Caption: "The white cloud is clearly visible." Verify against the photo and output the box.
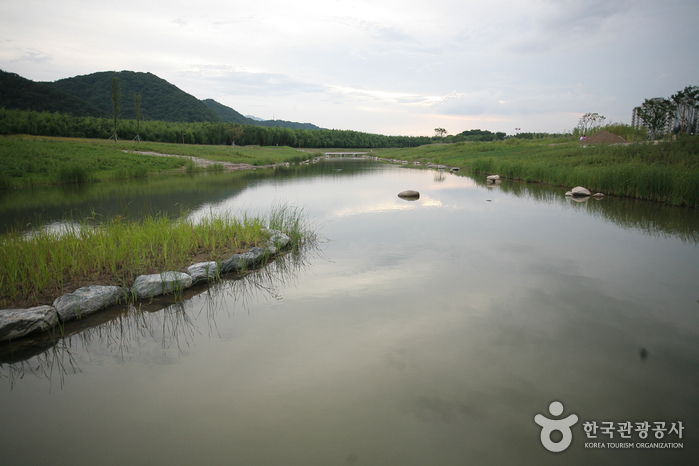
[0,0,697,135]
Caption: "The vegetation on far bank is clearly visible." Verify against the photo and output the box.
[3,129,699,207]
[376,134,699,207]
[0,135,315,189]
[0,205,315,310]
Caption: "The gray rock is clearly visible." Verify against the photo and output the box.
[187,261,219,284]
[131,272,193,300]
[571,186,591,196]
[486,175,500,181]
[266,229,291,249]
[565,191,573,197]
[220,247,268,274]
[398,190,420,199]
[0,306,58,342]
[592,192,605,199]
[53,285,128,321]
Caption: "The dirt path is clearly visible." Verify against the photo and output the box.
[124,150,262,171]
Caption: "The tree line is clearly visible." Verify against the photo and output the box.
[633,86,698,139]
[0,108,435,148]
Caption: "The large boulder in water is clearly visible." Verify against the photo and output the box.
[187,261,219,284]
[0,306,58,342]
[398,190,420,200]
[53,285,128,321]
[571,186,591,197]
[132,272,193,300]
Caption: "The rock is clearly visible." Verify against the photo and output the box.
[450,167,460,172]
[220,247,268,274]
[187,261,219,284]
[571,186,591,197]
[266,229,291,249]
[0,306,58,342]
[592,192,604,199]
[131,272,193,300]
[565,191,573,197]
[398,190,420,199]
[486,175,500,181]
[53,285,128,321]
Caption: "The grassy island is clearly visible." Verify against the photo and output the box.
[0,205,313,310]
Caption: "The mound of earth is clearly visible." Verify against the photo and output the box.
[580,131,627,145]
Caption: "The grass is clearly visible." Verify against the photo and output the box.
[375,136,699,207]
[0,205,316,309]
[0,135,313,189]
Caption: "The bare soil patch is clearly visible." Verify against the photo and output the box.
[580,131,627,145]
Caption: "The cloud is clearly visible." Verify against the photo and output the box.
[180,65,326,97]
[13,48,53,64]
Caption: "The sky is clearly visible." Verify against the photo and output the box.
[1,0,697,136]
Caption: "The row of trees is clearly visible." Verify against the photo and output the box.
[0,108,435,148]
[633,86,698,139]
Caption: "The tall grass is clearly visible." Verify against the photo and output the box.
[377,136,699,207]
[0,205,314,309]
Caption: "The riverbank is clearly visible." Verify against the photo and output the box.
[0,205,314,310]
[0,135,316,189]
[374,136,699,207]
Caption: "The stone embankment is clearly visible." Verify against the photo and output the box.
[0,229,291,343]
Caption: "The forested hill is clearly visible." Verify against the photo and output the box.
[0,70,106,118]
[0,69,323,129]
[49,71,222,123]
[202,98,322,130]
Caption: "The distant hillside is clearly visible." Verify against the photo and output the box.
[1,69,324,129]
[203,98,323,130]
[48,71,222,123]
[253,119,322,130]
[0,70,106,117]
[202,98,251,125]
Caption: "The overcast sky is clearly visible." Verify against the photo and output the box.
[1,0,697,136]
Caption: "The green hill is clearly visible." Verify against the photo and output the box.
[202,98,322,130]
[48,71,222,123]
[202,98,252,125]
[2,69,324,129]
[0,70,106,117]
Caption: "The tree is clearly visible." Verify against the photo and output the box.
[671,86,699,135]
[434,127,448,138]
[636,98,674,140]
[111,77,121,142]
[226,124,245,146]
[134,93,142,142]
[577,112,606,136]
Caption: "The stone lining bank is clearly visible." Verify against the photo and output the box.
[0,229,291,343]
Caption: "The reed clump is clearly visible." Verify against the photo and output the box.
[377,135,699,207]
[0,206,313,309]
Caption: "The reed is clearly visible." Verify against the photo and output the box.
[377,136,699,207]
[0,205,314,309]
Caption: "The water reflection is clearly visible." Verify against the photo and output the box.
[2,160,698,245]
[0,245,320,390]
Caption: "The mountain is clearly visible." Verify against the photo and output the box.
[48,71,222,123]
[202,98,252,125]
[2,70,323,130]
[0,70,106,117]
[204,99,323,130]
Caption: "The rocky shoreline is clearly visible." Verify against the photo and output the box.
[0,229,291,343]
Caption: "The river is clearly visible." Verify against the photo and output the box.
[1,158,698,465]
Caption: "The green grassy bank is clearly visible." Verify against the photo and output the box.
[0,135,315,189]
[0,205,314,310]
[376,136,699,207]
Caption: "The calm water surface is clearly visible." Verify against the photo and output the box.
[1,159,698,465]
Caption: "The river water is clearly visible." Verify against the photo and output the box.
[1,158,698,465]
